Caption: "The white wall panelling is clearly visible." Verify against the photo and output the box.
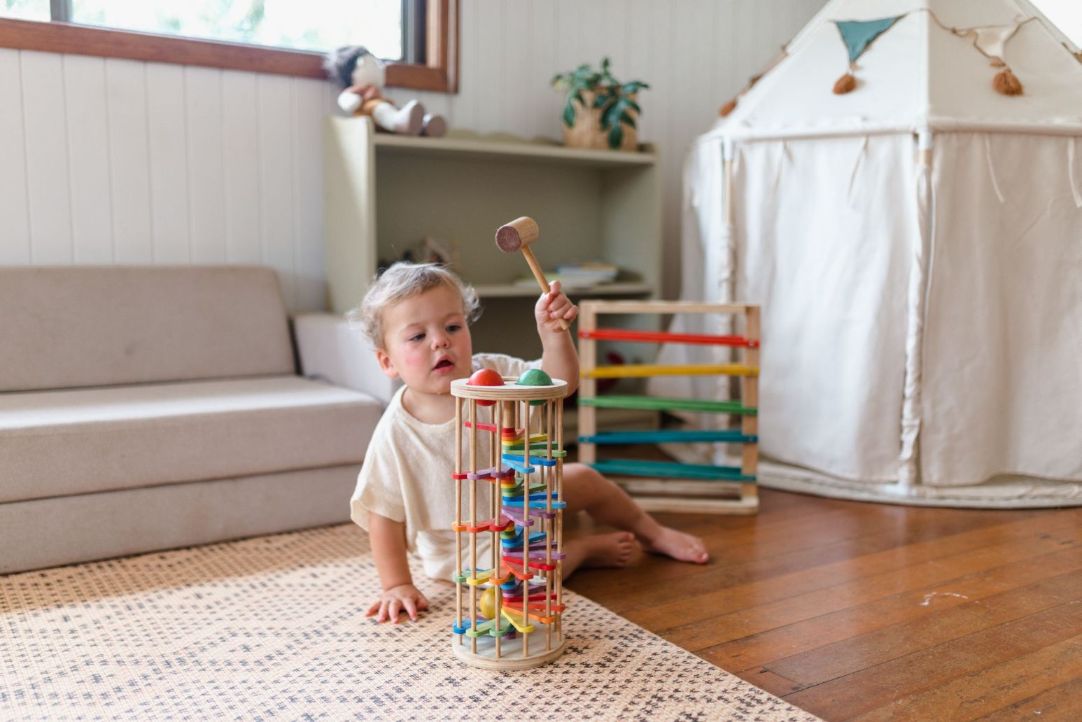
[64,55,112,264]
[185,65,226,265]
[256,74,297,307]
[221,70,263,268]
[21,50,72,264]
[291,80,330,312]
[105,58,153,264]
[0,48,30,264]
[145,63,190,264]
[1,0,825,308]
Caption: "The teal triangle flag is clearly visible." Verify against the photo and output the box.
[833,17,902,64]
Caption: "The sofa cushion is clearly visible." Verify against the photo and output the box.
[0,376,381,503]
[0,266,295,392]
[0,466,359,574]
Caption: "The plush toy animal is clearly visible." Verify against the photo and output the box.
[324,45,447,137]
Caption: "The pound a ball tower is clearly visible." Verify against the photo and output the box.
[450,368,568,670]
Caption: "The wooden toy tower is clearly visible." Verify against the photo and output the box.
[450,370,569,669]
[577,300,761,514]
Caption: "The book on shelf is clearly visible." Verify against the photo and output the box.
[513,262,620,290]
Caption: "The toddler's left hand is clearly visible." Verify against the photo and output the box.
[535,280,578,334]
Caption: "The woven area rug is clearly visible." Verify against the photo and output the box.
[0,525,818,721]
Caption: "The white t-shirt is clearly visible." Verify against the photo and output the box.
[350,353,540,581]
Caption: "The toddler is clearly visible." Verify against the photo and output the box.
[350,262,708,624]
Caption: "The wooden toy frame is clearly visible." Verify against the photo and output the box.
[449,376,569,670]
[577,300,760,514]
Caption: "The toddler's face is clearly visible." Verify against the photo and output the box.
[376,284,473,396]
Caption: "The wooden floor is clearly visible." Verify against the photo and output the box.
[565,486,1082,722]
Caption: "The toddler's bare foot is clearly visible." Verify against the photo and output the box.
[582,531,638,568]
[561,532,638,579]
[644,526,709,564]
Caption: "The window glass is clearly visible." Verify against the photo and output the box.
[1,0,50,21]
[67,0,404,59]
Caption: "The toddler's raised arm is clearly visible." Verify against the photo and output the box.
[535,279,580,394]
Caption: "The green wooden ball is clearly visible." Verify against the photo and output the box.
[517,368,553,405]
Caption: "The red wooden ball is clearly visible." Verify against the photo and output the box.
[467,368,504,406]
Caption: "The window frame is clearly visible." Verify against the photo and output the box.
[0,0,458,92]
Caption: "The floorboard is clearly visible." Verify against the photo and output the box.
[566,485,1082,721]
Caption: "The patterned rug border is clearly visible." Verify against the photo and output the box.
[0,525,820,721]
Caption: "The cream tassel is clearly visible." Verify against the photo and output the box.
[833,72,857,94]
[992,67,1023,96]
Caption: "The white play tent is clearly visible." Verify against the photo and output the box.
[660,0,1082,506]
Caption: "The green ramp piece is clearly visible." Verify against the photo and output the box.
[579,429,757,445]
[503,442,567,456]
[590,458,756,482]
[580,395,757,415]
[466,618,497,638]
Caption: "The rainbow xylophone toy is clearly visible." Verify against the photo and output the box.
[577,300,761,514]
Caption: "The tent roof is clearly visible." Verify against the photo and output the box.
[715,0,1082,141]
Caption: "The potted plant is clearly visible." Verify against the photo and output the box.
[551,58,649,151]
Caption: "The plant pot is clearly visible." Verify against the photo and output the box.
[562,91,638,152]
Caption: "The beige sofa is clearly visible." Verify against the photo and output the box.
[0,266,391,574]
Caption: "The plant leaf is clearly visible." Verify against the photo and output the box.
[563,102,576,128]
[601,104,619,129]
[608,124,623,149]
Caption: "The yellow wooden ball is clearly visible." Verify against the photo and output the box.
[479,587,497,619]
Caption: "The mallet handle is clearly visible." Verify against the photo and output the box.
[521,245,550,294]
[521,246,569,331]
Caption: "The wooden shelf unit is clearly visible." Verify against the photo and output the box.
[324,117,662,357]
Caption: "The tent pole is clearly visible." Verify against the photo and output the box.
[722,138,734,228]
[900,128,934,490]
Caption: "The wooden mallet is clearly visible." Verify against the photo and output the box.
[495,216,569,330]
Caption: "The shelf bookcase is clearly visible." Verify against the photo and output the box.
[324,116,663,358]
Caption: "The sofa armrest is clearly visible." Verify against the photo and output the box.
[292,313,399,405]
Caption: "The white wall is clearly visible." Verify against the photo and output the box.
[0,51,332,310]
[0,0,825,309]
[1030,0,1082,46]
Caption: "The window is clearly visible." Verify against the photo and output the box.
[2,0,47,23]
[0,0,457,91]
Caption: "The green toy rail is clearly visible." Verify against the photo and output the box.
[579,395,757,415]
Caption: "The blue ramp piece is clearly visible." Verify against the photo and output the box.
[501,457,537,474]
[502,498,568,510]
[502,453,557,468]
